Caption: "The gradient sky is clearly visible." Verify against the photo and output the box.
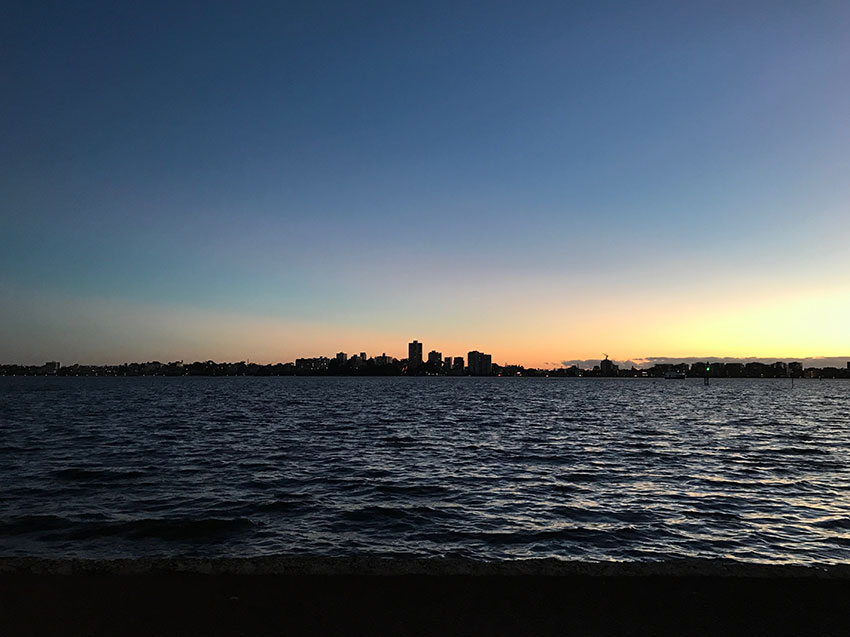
[2,1,849,366]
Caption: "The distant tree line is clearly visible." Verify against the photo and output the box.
[2,358,849,378]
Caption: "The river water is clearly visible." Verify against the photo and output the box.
[1,376,848,563]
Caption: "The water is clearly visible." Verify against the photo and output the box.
[1,376,849,563]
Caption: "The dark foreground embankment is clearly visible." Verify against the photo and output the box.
[2,557,849,635]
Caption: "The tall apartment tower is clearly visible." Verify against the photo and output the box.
[408,340,423,369]
[467,351,492,376]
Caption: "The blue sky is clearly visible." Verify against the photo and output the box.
[2,1,849,365]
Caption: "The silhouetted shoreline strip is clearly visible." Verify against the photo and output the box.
[4,557,850,635]
[4,357,850,378]
[2,556,850,577]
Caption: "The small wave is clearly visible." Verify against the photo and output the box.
[685,475,756,488]
[339,505,449,525]
[236,460,272,470]
[551,483,585,493]
[561,472,599,483]
[0,515,71,536]
[245,478,286,489]
[51,467,147,482]
[784,432,814,442]
[357,467,393,479]
[254,499,313,513]
[65,517,257,541]
[550,505,656,524]
[814,517,850,530]
[449,525,644,545]
[773,447,830,456]
[502,452,565,465]
[825,536,850,547]
[211,494,314,515]
[374,484,450,497]
[340,506,414,522]
[633,428,664,436]
[683,509,742,521]
[0,444,30,453]
[625,441,656,449]
[381,435,416,445]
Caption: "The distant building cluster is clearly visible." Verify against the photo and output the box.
[290,340,494,376]
[0,339,497,377]
[405,339,492,376]
[599,355,618,376]
[2,351,849,379]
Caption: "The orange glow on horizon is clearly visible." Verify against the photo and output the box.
[3,281,849,368]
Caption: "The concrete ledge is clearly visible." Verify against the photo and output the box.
[2,555,849,578]
[3,557,850,635]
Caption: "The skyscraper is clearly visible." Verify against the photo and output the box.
[467,351,492,376]
[408,340,423,369]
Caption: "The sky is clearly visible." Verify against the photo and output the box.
[2,1,849,367]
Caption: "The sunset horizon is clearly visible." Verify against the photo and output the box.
[3,2,849,362]
[3,3,850,632]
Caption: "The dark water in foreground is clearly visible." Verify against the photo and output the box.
[1,377,849,563]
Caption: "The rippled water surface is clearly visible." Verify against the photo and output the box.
[2,376,849,563]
